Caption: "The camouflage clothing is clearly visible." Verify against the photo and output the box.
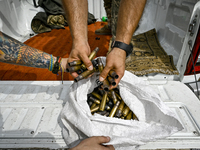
[111,0,121,37]
[104,0,121,37]
[104,0,112,27]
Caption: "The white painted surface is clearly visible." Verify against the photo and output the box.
[0,81,199,149]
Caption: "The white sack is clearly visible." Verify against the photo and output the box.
[61,57,183,149]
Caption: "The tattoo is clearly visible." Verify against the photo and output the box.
[0,32,50,68]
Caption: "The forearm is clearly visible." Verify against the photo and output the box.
[115,0,146,44]
[62,0,88,45]
[0,32,52,69]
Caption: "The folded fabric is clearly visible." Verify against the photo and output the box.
[31,12,66,33]
[31,0,96,33]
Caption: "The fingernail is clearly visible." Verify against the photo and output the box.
[88,65,93,70]
[99,76,104,82]
[106,136,110,141]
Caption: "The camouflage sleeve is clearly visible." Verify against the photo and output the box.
[0,31,51,69]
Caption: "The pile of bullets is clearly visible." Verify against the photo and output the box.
[66,47,100,82]
[87,87,138,120]
[66,47,119,91]
[67,47,138,120]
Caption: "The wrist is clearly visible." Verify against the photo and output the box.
[109,47,126,60]
[111,40,133,57]
[72,38,88,48]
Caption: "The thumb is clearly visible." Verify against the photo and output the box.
[99,65,111,82]
[80,53,93,70]
[95,136,110,144]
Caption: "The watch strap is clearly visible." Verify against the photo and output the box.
[111,41,133,57]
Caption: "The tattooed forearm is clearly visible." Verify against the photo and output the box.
[0,31,51,68]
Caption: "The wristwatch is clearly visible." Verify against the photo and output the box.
[111,41,133,57]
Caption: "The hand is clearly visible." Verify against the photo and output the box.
[99,47,126,89]
[70,136,115,150]
[67,42,93,78]
[60,58,68,72]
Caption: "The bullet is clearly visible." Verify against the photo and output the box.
[81,47,99,70]
[66,65,82,73]
[97,58,104,73]
[104,112,110,117]
[107,76,116,86]
[122,105,130,117]
[92,59,98,70]
[110,90,118,104]
[68,60,82,66]
[89,96,100,105]
[133,113,139,121]
[115,92,122,101]
[99,92,108,111]
[105,105,111,111]
[91,91,102,100]
[109,101,120,117]
[115,101,125,118]
[109,70,119,79]
[102,79,110,91]
[98,87,104,96]
[74,68,96,82]
[107,100,114,108]
[97,111,107,115]
[126,111,133,120]
[91,105,99,113]
[88,47,99,60]
[90,103,96,109]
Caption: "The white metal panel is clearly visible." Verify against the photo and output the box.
[0,81,73,149]
[88,0,106,21]
[0,81,200,149]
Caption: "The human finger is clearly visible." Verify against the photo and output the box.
[79,53,93,71]
[92,136,111,144]
[99,65,111,82]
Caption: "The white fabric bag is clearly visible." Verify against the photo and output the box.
[61,57,183,149]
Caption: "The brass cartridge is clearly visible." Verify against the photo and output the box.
[91,105,99,113]
[109,70,119,79]
[98,87,104,96]
[115,92,122,101]
[102,79,110,91]
[105,105,111,111]
[107,76,116,86]
[99,92,108,111]
[90,103,96,109]
[81,47,99,70]
[104,112,110,117]
[89,97,100,105]
[91,91,102,100]
[97,110,107,115]
[115,100,125,118]
[68,60,82,66]
[121,116,125,119]
[107,100,114,108]
[97,58,104,72]
[74,68,96,82]
[89,47,99,60]
[111,90,118,104]
[66,65,82,73]
[109,101,120,117]
[132,113,139,121]
[126,111,133,120]
[122,105,130,117]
